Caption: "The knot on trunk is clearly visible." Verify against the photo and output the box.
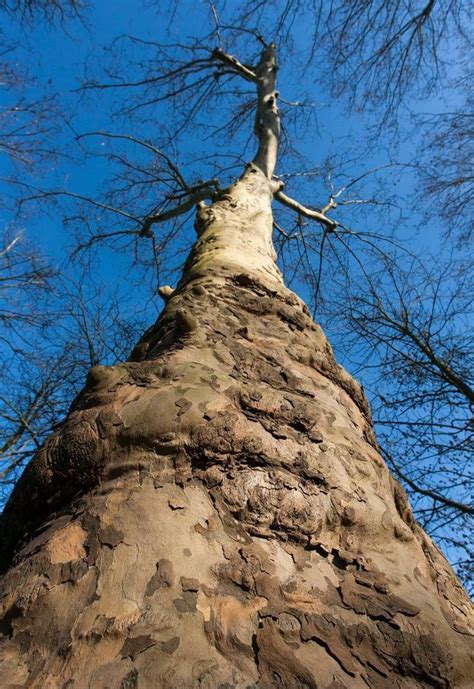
[194,201,215,237]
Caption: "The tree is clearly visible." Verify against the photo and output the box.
[419,92,474,244]
[0,30,473,689]
[0,0,145,504]
[46,0,471,585]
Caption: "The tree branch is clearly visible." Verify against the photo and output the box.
[140,185,219,236]
[212,48,257,82]
[77,131,191,191]
[274,189,337,230]
[383,446,474,516]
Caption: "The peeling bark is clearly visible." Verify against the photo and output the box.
[0,165,472,688]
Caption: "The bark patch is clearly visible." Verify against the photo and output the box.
[145,558,175,596]
[121,634,157,660]
[46,522,87,564]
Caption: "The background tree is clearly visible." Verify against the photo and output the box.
[0,0,83,23]
[324,249,473,586]
[0,0,148,506]
[0,264,145,503]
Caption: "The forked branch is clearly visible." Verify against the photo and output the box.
[274,189,337,230]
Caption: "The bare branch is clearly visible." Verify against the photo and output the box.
[140,184,220,236]
[274,189,337,230]
[212,49,257,82]
[383,446,474,516]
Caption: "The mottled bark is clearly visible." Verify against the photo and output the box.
[0,165,472,689]
[253,43,280,179]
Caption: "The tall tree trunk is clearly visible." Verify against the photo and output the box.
[0,163,472,688]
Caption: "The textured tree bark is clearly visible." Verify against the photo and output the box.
[0,164,472,689]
